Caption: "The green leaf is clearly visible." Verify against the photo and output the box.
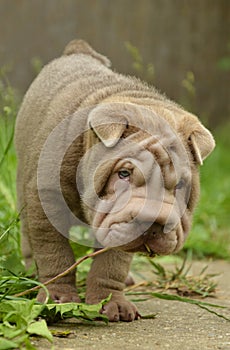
[43,298,110,323]
[127,291,230,321]
[27,319,53,342]
[0,300,44,323]
[27,302,46,320]
[151,292,230,322]
[0,299,51,349]
[141,313,157,319]
[76,303,108,322]
[0,252,25,275]
[47,303,77,317]
[0,323,23,340]
[0,338,18,350]
[149,292,226,308]
[0,302,15,316]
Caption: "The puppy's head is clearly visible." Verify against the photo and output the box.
[79,103,215,255]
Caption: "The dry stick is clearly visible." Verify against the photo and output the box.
[14,247,110,298]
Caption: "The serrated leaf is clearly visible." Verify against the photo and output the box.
[75,304,108,322]
[27,319,53,342]
[43,295,111,323]
[0,300,45,322]
[0,338,18,350]
[47,303,79,317]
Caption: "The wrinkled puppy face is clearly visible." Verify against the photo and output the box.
[79,103,215,256]
[91,132,192,255]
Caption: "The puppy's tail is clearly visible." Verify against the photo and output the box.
[63,39,111,67]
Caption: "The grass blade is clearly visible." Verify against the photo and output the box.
[127,291,230,321]
[0,124,14,169]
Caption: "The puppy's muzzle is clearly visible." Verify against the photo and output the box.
[120,219,182,255]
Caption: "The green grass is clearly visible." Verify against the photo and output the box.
[184,125,230,259]
[0,73,24,278]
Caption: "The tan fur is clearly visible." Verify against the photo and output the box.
[15,40,215,321]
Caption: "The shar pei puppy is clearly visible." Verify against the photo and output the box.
[15,39,215,321]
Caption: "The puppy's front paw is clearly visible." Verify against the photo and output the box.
[37,283,81,303]
[100,297,141,322]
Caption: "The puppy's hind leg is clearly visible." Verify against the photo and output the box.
[21,231,34,271]
[20,209,35,273]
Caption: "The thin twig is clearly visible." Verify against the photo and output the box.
[14,247,110,298]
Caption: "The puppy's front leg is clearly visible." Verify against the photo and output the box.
[86,249,139,322]
[26,189,80,303]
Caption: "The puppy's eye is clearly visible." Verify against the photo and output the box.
[118,169,131,180]
[175,178,185,190]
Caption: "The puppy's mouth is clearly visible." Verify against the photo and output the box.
[118,223,184,256]
[93,197,188,254]
[121,235,158,256]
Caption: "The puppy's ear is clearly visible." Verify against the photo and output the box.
[186,118,215,165]
[88,105,128,147]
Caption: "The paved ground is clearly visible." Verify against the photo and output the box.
[33,260,230,350]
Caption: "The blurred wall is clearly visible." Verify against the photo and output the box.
[0,0,229,127]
